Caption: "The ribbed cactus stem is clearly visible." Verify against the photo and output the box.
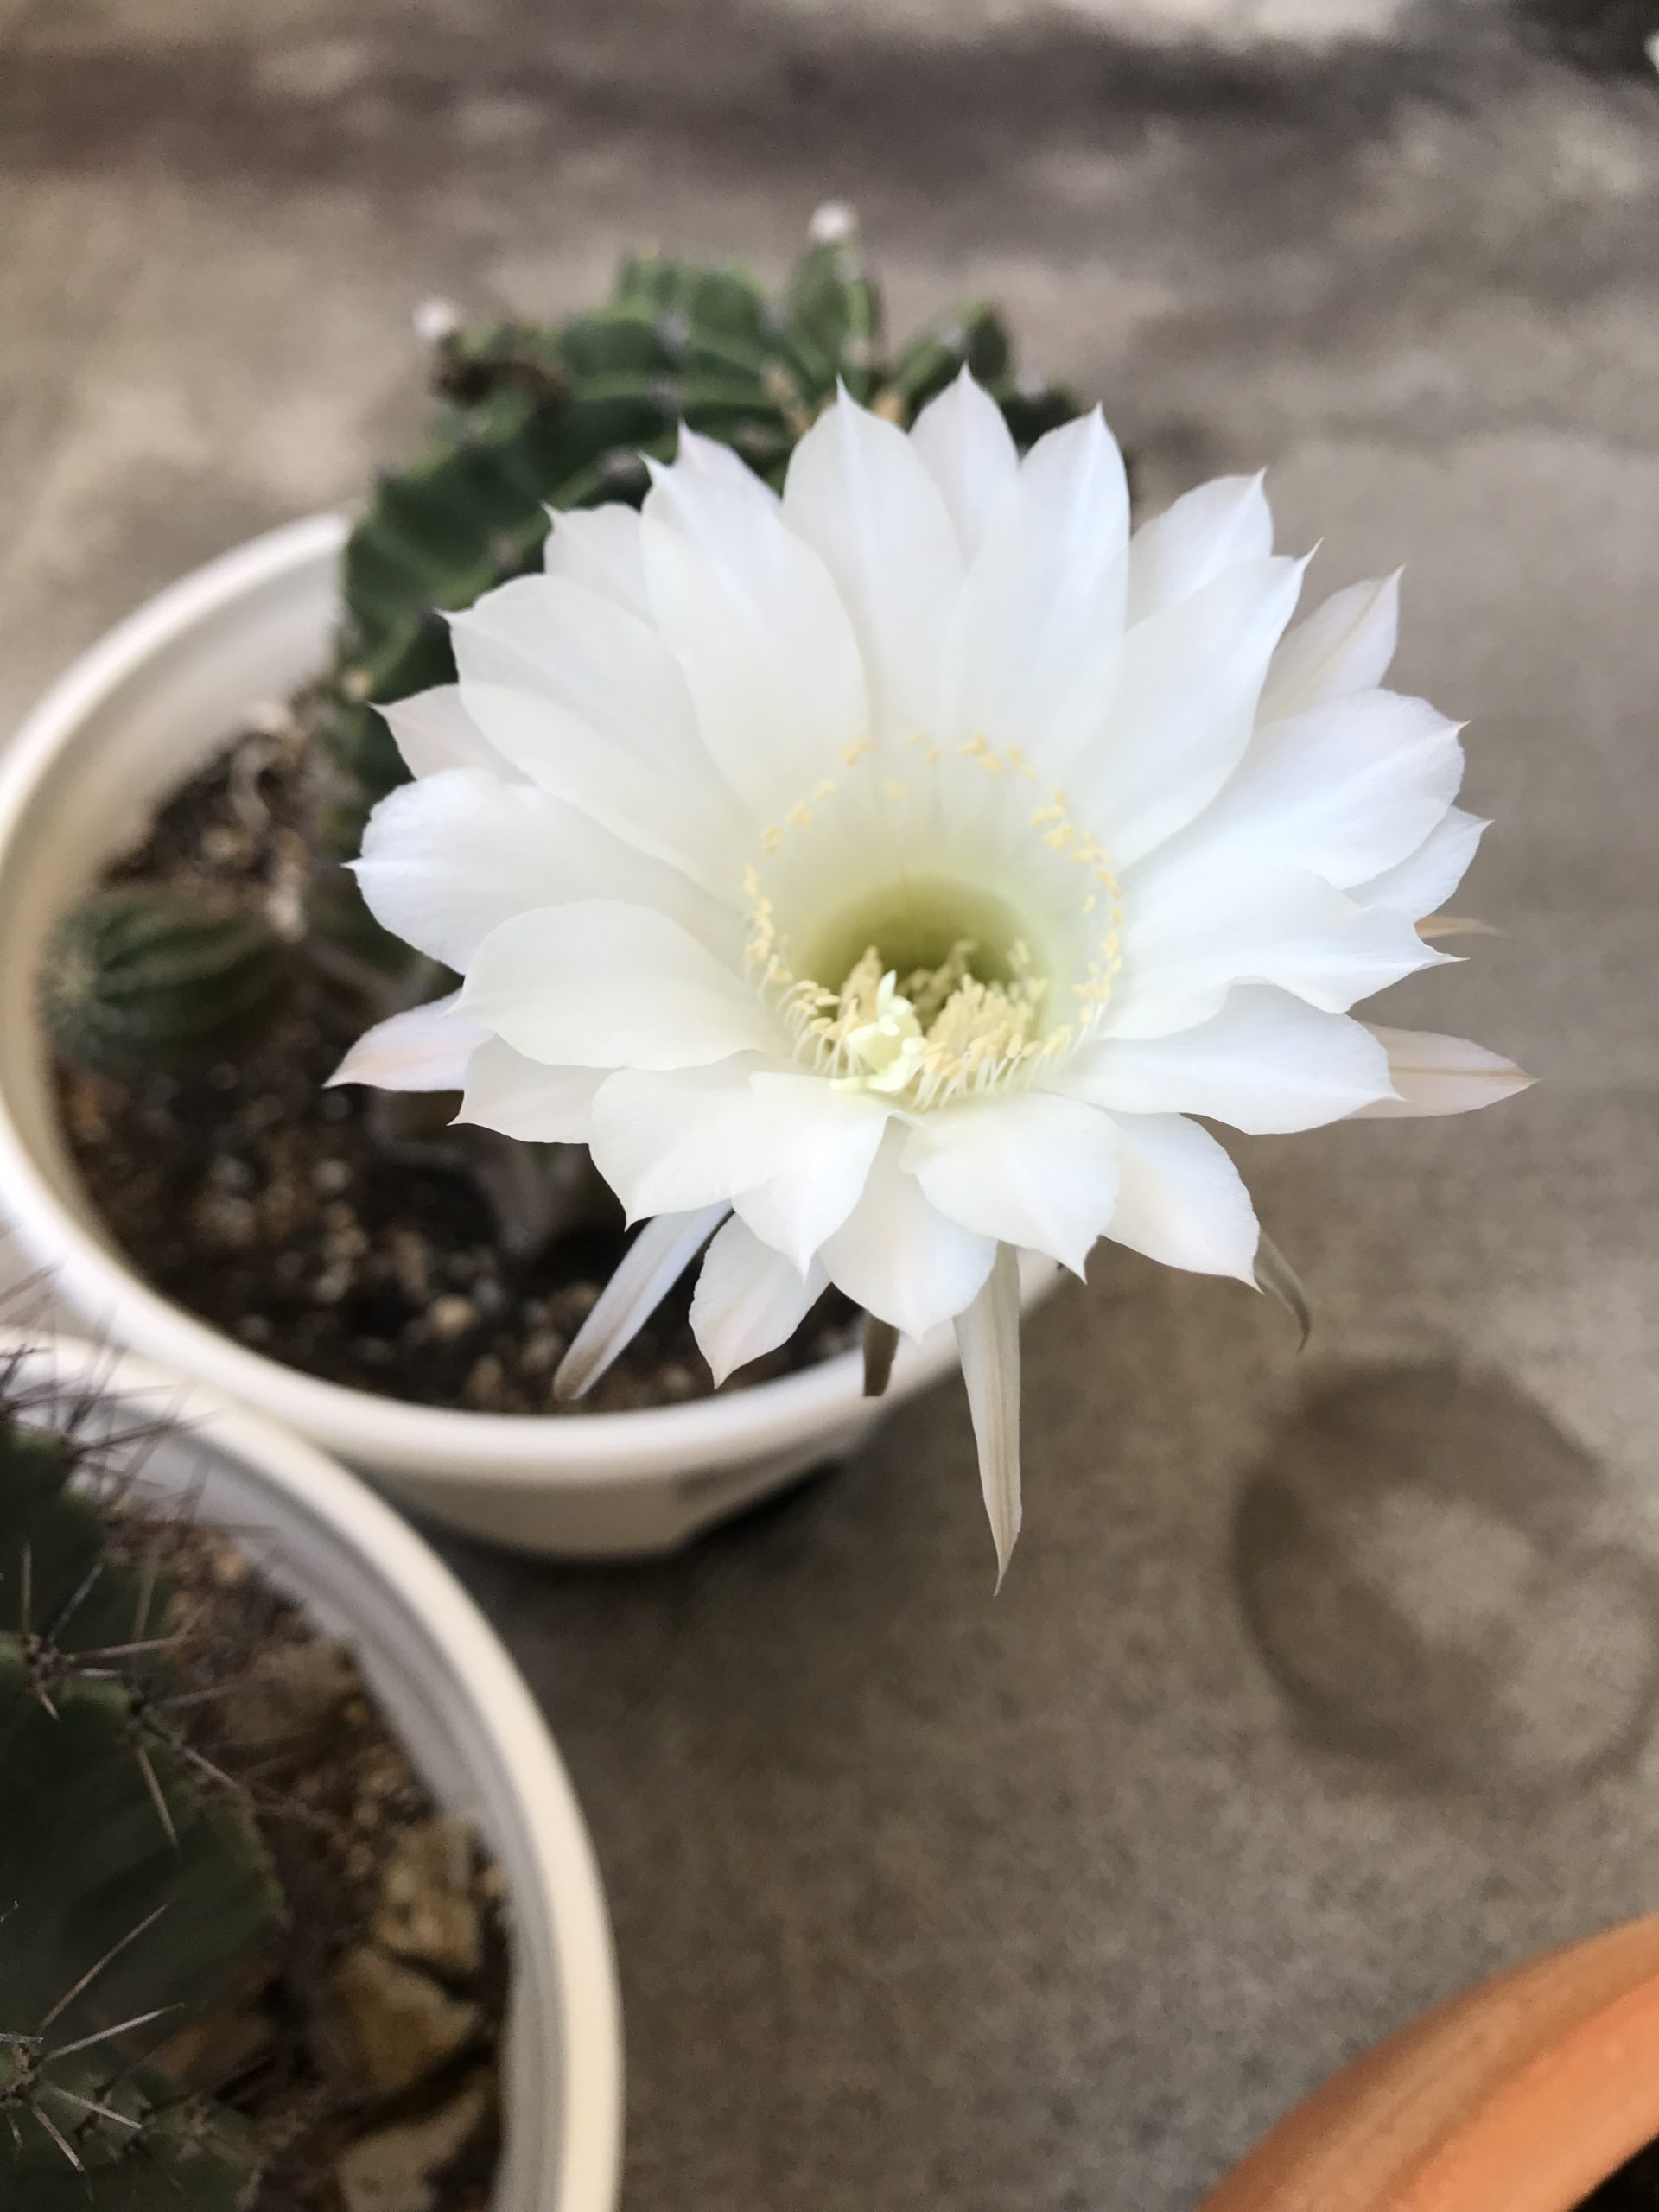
[40,885,290,1077]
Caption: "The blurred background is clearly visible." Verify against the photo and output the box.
[4,3,1659,2207]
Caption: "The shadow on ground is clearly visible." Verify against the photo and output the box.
[1235,1361,1659,1801]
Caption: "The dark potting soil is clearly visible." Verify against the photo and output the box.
[58,723,858,1413]
[117,1499,508,2211]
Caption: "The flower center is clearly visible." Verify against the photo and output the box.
[745,878,1081,1108]
[830,942,1052,1103]
[741,741,1126,1109]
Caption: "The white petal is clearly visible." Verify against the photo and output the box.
[1107,1113,1259,1280]
[353,769,735,973]
[640,469,868,817]
[542,503,652,620]
[1351,1027,1533,1118]
[908,368,1020,560]
[1125,473,1273,623]
[457,683,745,896]
[1259,571,1401,721]
[589,1059,772,1220]
[942,407,1130,772]
[902,1091,1119,1276]
[554,1205,728,1401]
[954,1244,1023,1588]
[327,991,485,1092]
[592,1063,888,1241]
[690,1215,826,1387]
[381,685,505,779]
[1109,858,1442,1038]
[820,1127,996,1338]
[1355,806,1487,920]
[461,901,778,1071]
[782,391,963,744]
[728,1073,892,1270]
[1065,556,1305,868]
[1058,986,1395,1134]
[1173,690,1465,891]
[453,573,695,760]
[451,573,746,887]
[456,1038,605,1142]
[676,424,781,506]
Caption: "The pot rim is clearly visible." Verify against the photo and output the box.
[0,512,976,1486]
[0,1321,625,2212]
[1203,1914,1659,2212]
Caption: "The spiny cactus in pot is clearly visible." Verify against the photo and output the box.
[0,1375,278,2207]
[24,195,1532,1571]
[0,1341,512,2206]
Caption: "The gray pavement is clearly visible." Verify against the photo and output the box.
[4,3,1659,2205]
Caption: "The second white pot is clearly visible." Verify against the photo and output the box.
[0,517,1051,1557]
[0,1327,622,2212]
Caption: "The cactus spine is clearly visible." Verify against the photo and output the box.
[0,1392,280,2206]
[39,886,290,1078]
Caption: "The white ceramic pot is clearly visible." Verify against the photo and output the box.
[0,516,1050,1556]
[0,1325,621,2212]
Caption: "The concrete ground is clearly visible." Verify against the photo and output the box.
[5,3,1659,2205]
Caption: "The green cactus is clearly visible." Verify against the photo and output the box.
[39,885,291,1078]
[42,215,1084,1040]
[0,1398,281,2208]
[308,214,1081,859]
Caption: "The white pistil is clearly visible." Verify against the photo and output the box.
[839,965,927,1094]
[820,944,1061,1105]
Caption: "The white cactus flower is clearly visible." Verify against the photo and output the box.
[334,374,1528,1580]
